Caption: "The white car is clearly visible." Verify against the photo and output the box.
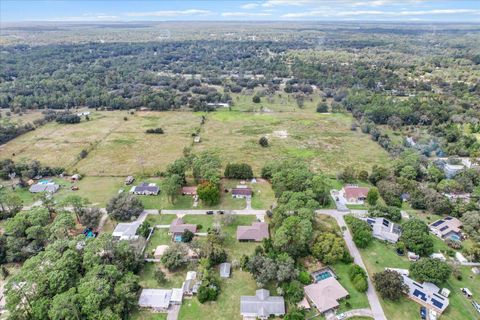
[336,313,346,320]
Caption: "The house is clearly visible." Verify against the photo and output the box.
[342,185,369,204]
[182,186,197,195]
[361,217,401,243]
[429,216,462,240]
[125,176,135,185]
[219,262,231,278]
[112,222,140,241]
[169,218,197,239]
[401,274,449,314]
[182,271,199,295]
[240,289,285,320]
[232,187,252,199]
[444,163,464,178]
[130,182,159,195]
[303,277,349,314]
[206,102,230,108]
[29,183,59,194]
[138,289,172,311]
[237,222,269,242]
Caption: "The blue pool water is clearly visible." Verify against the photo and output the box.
[174,234,183,242]
[315,271,332,282]
[449,234,461,241]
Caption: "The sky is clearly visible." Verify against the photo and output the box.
[1,0,479,22]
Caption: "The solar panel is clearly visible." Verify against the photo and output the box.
[382,219,390,227]
[413,289,427,301]
[440,226,449,231]
[445,217,452,220]
[432,298,444,309]
[433,293,445,300]
[431,220,445,227]
[413,282,423,289]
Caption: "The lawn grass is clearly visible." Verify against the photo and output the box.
[358,239,480,320]
[178,270,257,320]
[139,262,188,289]
[331,262,370,312]
[131,310,167,320]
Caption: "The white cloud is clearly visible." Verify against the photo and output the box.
[48,13,119,21]
[281,8,480,18]
[222,12,272,17]
[262,0,315,7]
[125,9,212,17]
[241,3,260,9]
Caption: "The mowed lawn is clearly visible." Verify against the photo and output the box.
[138,214,259,320]
[359,239,480,320]
[194,109,390,176]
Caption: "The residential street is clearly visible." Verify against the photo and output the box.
[316,209,387,320]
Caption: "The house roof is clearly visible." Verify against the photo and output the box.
[169,218,197,234]
[240,289,285,317]
[232,187,252,196]
[171,288,184,303]
[236,222,269,241]
[134,182,159,194]
[363,217,401,243]
[344,186,369,200]
[429,216,462,237]
[138,289,172,309]
[112,222,140,238]
[182,186,197,194]
[304,277,349,313]
[29,183,59,193]
[220,262,231,278]
[401,274,449,313]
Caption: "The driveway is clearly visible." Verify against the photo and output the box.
[330,190,349,211]
[167,304,180,320]
[316,209,387,320]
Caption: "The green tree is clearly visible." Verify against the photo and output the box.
[366,187,380,206]
[345,215,373,248]
[161,173,182,203]
[274,216,312,257]
[106,193,144,221]
[311,232,346,264]
[161,243,189,271]
[0,189,23,219]
[373,270,407,301]
[461,210,480,242]
[400,219,433,256]
[410,258,451,285]
[197,181,220,206]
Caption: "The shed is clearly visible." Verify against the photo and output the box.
[219,262,231,278]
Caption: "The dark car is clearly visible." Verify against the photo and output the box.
[206,210,214,215]
[217,210,224,215]
[420,307,427,319]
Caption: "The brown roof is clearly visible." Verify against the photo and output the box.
[169,218,197,234]
[344,186,369,200]
[237,222,269,241]
[182,186,197,194]
[304,278,348,313]
[232,187,252,196]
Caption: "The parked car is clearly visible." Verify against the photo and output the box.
[420,307,427,319]
[217,210,224,214]
[206,210,214,215]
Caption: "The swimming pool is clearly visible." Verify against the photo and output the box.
[449,234,461,241]
[314,270,333,282]
[174,234,183,242]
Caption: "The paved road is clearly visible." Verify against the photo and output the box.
[316,209,387,320]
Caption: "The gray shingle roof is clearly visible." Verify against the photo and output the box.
[240,289,285,317]
[138,289,172,309]
[29,183,59,193]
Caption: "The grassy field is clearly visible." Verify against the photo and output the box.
[1,104,390,177]
[194,107,389,175]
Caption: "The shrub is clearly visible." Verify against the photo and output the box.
[146,128,164,134]
[259,136,269,147]
[349,264,368,293]
[298,271,312,285]
[316,103,328,113]
[345,215,373,248]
